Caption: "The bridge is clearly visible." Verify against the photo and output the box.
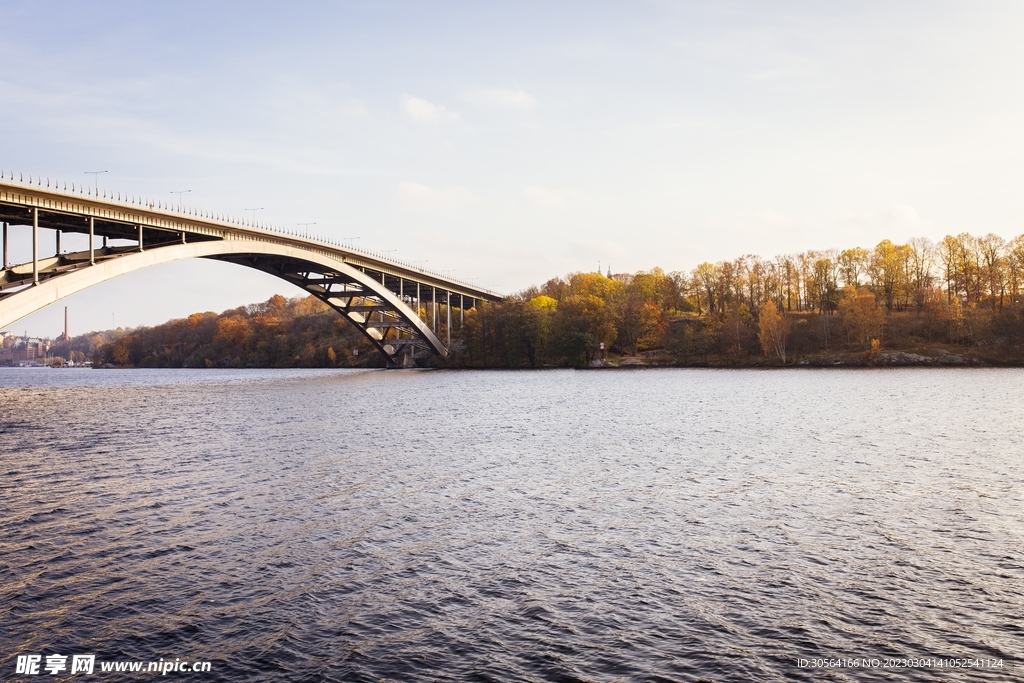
[0,173,501,367]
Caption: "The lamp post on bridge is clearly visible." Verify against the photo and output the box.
[84,170,107,193]
[244,207,264,225]
[171,190,191,211]
[298,222,316,239]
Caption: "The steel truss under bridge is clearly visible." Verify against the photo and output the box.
[0,174,501,367]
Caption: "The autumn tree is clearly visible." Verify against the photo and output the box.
[838,247,868,288]
[551,294,616,366]
[839,287,886,348]
[758,301,789,363]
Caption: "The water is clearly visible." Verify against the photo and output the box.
[1,367,1021,682]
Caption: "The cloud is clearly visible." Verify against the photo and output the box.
[464,87,536,110]
[523,185,578,210]
[836,204,932,237]
[399,182,478,211]
[401,95,459,122]
[338,98,370,118]
[706,208,798,235]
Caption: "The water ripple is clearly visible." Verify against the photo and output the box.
[0,367,1021,681]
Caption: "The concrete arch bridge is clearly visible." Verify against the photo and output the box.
[0,175,500,367]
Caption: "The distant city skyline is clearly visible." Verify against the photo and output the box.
[3,1,1024,336]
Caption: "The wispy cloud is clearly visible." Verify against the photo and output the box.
[338,98,370,118]
[464,87,536,110]
[836,204,932,239]
[401,95,460,122]
[523,185,577,210]
[399,182,478,211]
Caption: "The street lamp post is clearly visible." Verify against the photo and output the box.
[171,190,191,211]
[244,208,264,225]
[84,171,108,193]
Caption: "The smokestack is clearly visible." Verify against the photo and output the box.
[64,306,69,341]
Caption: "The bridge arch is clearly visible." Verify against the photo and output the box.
[0,240,448,367]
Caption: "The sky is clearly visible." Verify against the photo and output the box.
[3,1,1024,336]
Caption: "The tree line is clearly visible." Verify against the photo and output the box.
[450,232,1024,367]
[59,231,1024,369]
[72,294,379,368]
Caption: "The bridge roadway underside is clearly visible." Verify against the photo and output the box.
[0,197,493,368]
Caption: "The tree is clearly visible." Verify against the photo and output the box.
[839,288,886,348]
[868,240,908,311]
[758,302,789,363]
[616,298,663,356]
[838,247,868,288]
[551,294,615,366]
[1007,234,1024,305]
[720,304,754,360]
[907,237,935,311]
[978,233,1007,309]
[692,262,718,314]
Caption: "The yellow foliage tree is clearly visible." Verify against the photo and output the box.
[757,301,789,363]
[213,315,254,348]
[529,295,558,310]
[839,287,886,348]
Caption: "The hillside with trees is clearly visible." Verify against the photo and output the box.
[52,231,1024,369]
[59,294,379,368]
[450,232,1024,367]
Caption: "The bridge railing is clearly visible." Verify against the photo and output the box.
[0,170,501,300]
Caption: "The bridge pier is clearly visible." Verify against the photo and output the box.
[32,208,38,285]
[89,217,95,265]
[2,222,7,270]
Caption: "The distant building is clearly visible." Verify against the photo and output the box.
[0,335,52,365]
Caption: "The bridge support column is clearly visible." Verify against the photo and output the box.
[460,294,464,327]
[56,229,61,256]
[447,291,451,347]
[32,208,38,284]
[417,282,421,319]
[2,222,7,270]
[89,217,95,265]
[432,286,437,333]
[137,224,144,252]
[398,279,404,339]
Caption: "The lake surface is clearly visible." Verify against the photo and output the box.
[1,367,1021,681]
